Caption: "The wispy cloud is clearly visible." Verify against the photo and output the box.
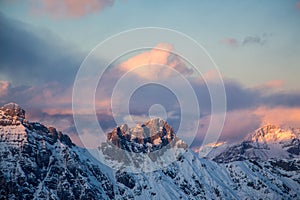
[221,34,271,47]
[262,80,285,89]
[296,1,300,10]
[31,0,115,18]
[242,35,267,46]
[220,38,239,48]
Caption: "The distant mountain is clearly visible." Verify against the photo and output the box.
[200,125,300,162]
[1,103,299,199]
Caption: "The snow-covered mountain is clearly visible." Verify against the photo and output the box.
[1,103,299,199]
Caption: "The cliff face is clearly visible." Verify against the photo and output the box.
[106,118,183,153]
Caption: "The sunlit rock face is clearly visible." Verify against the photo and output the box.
[107,118,183,153]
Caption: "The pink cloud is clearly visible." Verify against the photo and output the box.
[119,43,193,80]
[253,79,285,93]
[220,38,239,47]
[296,1,300,10]
[254,106,300,128]
[32,0,115,18]
[263,80,285,89]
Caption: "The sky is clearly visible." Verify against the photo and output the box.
[0,0,300,149]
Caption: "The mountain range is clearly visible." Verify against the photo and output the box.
[0,103,299,199]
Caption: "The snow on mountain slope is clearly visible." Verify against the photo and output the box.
[0,103,299,199]
[196,141,229,159]
[0,103,115,199]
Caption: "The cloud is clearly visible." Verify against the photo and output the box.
[296,1,300,10]
[30,0,115,18]
[192,109,262,147]
[242,35,266,46]
[221,34,271,48]
[261,80,285,89]
[1,14,299,148]
[0,13,83,85]
[262,91,300,108]
[255,107,300,128]
[2,70,300,148]
[220,38,239,48]
[119,43,193,80]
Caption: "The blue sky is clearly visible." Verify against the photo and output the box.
[0,0,300,148]
[1,0,299,88]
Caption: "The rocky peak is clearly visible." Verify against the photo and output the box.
[0,102,26,119]
[0,103,27,126]
[0,102,74,147]
[107,118,177,152]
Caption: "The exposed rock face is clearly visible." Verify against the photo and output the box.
[0,103,26,126]
[0,103,26,119]
[106,118,182,153]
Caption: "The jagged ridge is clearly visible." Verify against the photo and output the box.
[106,118,185,153]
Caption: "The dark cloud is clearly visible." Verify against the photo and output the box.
[191,78,300,113]
[262,92,300,108]
[242,35,266,46]
[0,13,83,85]
[224,80,260,110]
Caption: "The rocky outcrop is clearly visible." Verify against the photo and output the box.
[0,103,26,119]
[106,118,185,153]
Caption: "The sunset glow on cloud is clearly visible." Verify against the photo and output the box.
[119,43,193,80]
[32,0,115,17]
[0,1,299,149]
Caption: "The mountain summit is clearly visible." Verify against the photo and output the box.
[209,125,300,163]
[0,103,26,126]
[106,118,185,153]
[0,102,26,119]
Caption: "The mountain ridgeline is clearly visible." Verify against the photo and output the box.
[0,103,299,199]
